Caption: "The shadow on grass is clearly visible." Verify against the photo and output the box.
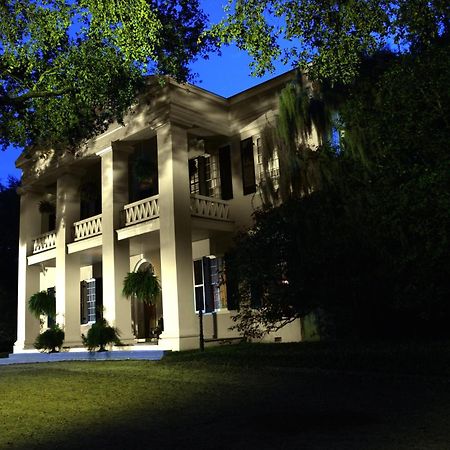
[4,341,450,450]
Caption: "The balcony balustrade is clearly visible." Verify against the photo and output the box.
[122,194,231,228]
[190,194,231,221]
[32,231,56,254]
[73,214,102,241]
[123,195,160,226]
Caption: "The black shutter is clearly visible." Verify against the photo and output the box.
[203,257,214,313]
[224,254,239,310]
[95,278,103,321]
[80,281,87,324]
[219,145,233,200]
[240,138,256,195]
[198,156,208,196]
[250,283,262,308]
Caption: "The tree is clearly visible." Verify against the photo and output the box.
[0,0,212,152]
[228,36,450,340]
[0,178,19,352]
[212,0,449,83]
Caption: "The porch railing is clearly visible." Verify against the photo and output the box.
[124,195,160,226]
[33,230,56,254]
[73,214,102,241]
[122,194,231,227]
[190,194,231,221]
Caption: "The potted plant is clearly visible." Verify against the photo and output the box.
[122,264,161,304]
[28,290,56,321]
[82,318,121,352]
[38,199,56,214]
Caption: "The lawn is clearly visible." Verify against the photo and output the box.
[1,342,449,449]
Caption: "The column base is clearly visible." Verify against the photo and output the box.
[13,340,38,353]
[158,333,200,351]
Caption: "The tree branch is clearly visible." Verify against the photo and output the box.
[0,87,73,105]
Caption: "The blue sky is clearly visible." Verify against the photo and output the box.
[0,1,288,184]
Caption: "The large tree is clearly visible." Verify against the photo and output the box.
[228,36,450,340]
[0,0,211,152]
[213,0,449,83]
[0,178,19,352]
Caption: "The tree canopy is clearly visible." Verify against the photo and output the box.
[213,0,449,83]
[0,178,19,351]
[228,35,450,340]
[0,0,212,152]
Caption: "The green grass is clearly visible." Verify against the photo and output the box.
[1,342,450,449]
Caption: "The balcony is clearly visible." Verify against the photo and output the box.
[67,214,103,255]
[73,214,102,241]
[32,231,56,254]
[123,195,160,226]
[117,194,233,241]
[190,195,231,222]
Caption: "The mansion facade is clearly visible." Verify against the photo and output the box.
[15,71,304,353]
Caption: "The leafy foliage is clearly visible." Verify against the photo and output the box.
[213,0,449,83]
[229,37,450,339]
[28,290,56,319]
[0,0,212,151]
[0,178,19,351]
[34,325,64,353]
[82,318,121,352]
[122,265,161,304]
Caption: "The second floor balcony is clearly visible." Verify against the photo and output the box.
[29,193,233,259]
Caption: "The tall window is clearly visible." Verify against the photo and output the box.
[193,257,227,313]
[189,154,221,198]
[80,278,102,324]
[256,137,280,191]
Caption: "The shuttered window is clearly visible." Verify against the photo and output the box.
[193,257,227,313]
[80,278,102,324]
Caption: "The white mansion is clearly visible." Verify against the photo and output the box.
[15,71,304,353]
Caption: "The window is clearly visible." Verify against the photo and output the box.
[240,137,256,195]
[256,137,280,191]
[80,278,102,324]
[193,257,227,313]
[189,154,221,198]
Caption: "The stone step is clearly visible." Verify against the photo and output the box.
[0,350,165,365]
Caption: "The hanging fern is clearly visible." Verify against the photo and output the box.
[122,265,161,304]
[38,200,56,214]
[28,290,56,318]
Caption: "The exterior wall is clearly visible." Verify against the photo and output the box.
[15,71,305,353]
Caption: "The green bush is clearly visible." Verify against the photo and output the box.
[34,325,65,353]
[82,319,121,352]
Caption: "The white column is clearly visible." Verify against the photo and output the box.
[158,122,198,351]
[14,190,42,352]
[55,174,82,346]
[100,143,134,343]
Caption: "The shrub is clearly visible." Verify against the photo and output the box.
[34,325,65,353]
[82,319,121,352]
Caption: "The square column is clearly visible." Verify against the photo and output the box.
[158,122,198,351]
[99,143,134,343]
[14,190,42,352]
[55,174,82,346]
